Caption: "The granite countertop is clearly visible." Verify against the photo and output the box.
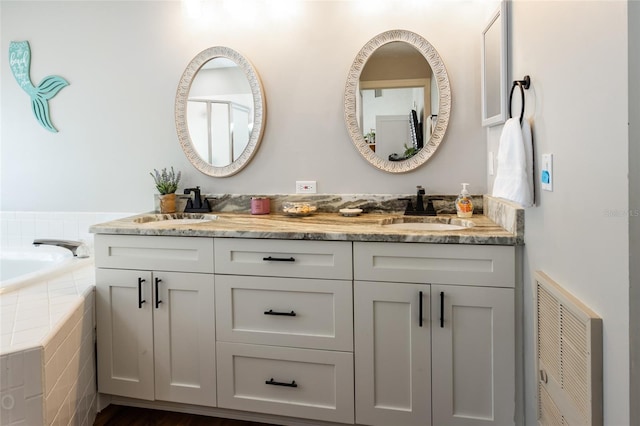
[90,210,522,246]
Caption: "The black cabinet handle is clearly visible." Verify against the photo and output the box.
[262,256,295,262]
[138,278,146,309]
[265,378,298,388]
[419,291,423,327]
[264,309,297,317]
[440,291,445,328]
[155,277,162,309]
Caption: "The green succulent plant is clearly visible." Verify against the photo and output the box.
[150,167,181,194]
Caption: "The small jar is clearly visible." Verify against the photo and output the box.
[251,197,270,215]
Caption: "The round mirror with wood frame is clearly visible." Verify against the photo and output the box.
[344,30,451,173]
[175,46,266,177]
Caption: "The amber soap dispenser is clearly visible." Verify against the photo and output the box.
[455,183,474,218]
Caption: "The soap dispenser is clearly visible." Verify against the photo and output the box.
[455,183,474,218]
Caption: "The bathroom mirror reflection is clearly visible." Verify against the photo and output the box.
[481,1,507,127]
[344,30,451,173]
[188,58,253,166]
[175,46,266,177]
[358,41,439,162]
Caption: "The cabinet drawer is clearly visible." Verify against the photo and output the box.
[217,342,354,424]
[216,275,353,351]
[214,238,352,279]
[95,234,214,273]
[354,242,515,287]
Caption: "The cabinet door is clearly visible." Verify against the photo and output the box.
[153,272,216,407]
[354,281,431,426]
[431,285,515,426]
[96,268,154,400]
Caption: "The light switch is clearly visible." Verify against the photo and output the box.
[541,153,553,191]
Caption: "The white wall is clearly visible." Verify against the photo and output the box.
[0,0,497,212]
[489,2,630,425]
[629,1,640,424]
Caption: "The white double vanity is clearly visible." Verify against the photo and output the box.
[91,196,523,426]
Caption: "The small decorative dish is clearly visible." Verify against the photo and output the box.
[339,208,363,217]
[282,201,317,217]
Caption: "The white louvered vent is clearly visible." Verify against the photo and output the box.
[535,271,602,426]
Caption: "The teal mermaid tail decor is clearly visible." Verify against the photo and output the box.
[9,41,69,133]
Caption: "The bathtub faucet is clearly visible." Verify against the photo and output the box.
[33,239,84,257]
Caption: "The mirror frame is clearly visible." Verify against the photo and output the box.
[175,46,266,177]
[344,30,451,174]
[481,1,508,127]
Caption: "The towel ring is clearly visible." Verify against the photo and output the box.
[509,75,531,124]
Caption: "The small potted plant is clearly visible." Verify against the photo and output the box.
[150,167,181,213]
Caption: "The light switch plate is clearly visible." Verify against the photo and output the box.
[541,153,553,191]
[488,151,494,176]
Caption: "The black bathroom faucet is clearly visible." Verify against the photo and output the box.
[399,185,438,216]
[183,186,211,213]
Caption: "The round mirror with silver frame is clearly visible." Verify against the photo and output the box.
[344,30,451,173]
[175,46,266,177]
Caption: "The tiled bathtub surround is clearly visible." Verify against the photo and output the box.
[0,211,134,249]
[0,263,97,426]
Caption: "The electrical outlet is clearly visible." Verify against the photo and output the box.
[296,180,317,194]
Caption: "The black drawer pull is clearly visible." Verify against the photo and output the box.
[264,309,297,317]
[137,277,146,309]
[440,291,445,328]
[265,378,298,388]
[263,256,296,262]
[419,291,423,327]
[155,277,162,309]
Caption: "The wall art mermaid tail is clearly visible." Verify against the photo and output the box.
[9,41,69,133]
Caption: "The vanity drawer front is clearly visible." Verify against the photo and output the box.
[95,234,214,273]
[214,238,352,279]
[215,275,353,351]
[217,342,354,424]
[354,242,515,287]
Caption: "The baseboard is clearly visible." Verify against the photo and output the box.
[101,394,355,426]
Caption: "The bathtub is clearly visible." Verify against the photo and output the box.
[0,245,82,294]
[0,244,97,425]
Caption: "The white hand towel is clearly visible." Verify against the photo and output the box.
[521,118,534,205]
[492,117,533,207]
[425,115,433,137]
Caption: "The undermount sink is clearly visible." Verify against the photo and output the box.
[133,213,218,226]
[381,216,474,231]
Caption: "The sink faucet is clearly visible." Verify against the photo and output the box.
[184,186,211,213]
[415,185,426,214]
[399,185,438,216]
[33,239,84,256]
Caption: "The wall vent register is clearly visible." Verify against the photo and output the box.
[535,271,602,426]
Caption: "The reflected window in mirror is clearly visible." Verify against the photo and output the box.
[176,47,266,177]
[188,58,253,166]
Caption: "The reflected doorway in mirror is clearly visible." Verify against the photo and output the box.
[344,30,451,173]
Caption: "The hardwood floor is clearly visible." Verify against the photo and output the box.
[94,405,278,426]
